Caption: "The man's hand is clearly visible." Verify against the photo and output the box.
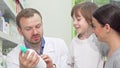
[41,54,56,68]
[19,51,39,68]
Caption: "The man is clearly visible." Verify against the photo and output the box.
[7,8,68,68]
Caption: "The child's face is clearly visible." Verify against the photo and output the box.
[72,11,89,35]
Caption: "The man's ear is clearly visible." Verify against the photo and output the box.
[104,24,111,33]
[17,27,23,36]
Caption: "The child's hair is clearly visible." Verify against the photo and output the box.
[71,1,98,24]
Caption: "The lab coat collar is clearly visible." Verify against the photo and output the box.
[24,37,45,55]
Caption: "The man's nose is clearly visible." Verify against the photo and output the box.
[33,28,38,34]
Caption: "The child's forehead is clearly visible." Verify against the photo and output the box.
[73,10,82,17]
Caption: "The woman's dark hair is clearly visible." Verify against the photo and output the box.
[93,4,120,33]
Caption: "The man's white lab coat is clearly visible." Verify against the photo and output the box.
[7,37,69,68]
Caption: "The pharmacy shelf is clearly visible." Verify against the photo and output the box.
[0,31,19,44]
[0,0,16,21]
[0,0,24,46]
[0,0,20,45]
[0,0,19,45]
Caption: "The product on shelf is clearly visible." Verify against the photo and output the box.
[0,11,9,34]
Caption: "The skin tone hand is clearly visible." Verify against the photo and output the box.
[19,51,39,68]
[41,54,55,68]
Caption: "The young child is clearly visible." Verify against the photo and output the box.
[92,4,120,68]
[67,1,108,68]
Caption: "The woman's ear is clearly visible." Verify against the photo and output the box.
[104,24,111,33]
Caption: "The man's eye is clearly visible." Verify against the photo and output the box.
[36,25,40,28]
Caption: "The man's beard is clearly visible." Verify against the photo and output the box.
[24,34,42,45]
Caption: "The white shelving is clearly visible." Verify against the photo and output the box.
[0,0,23,47]
[0,0,16,21]
[0,31,19,44]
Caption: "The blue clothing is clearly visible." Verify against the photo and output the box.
[25,38,45,55]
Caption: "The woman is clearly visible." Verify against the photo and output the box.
[92,4,120,68]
